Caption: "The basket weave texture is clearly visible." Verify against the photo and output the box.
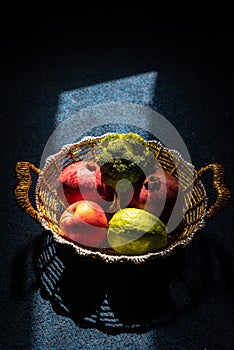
[34,135,207,263]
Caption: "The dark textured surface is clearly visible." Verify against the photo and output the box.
[1,15,234,349]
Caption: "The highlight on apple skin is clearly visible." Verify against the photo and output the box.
[59,200,109,248]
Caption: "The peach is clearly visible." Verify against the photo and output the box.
[60,200,108,247]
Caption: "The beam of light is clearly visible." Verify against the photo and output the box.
[55,71,158,125]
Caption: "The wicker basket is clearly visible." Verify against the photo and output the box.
[15,134,231,264]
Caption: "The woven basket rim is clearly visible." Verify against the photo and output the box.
[35,133,208,264]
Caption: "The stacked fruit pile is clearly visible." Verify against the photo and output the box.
[57,133,180,255]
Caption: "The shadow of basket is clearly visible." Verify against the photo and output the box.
[33,229,193,333]
[14,132,231,334]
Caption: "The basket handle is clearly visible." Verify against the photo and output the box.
[197,163,231,219]
[15,161,41,222]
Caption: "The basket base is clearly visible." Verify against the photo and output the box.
[32,229,195,331]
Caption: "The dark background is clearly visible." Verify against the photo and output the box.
[0,12,234,349]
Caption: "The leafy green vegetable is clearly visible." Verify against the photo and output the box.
[96,133,157,190]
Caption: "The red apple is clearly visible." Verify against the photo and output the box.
[60,200,108,247]
[56,160,114,206]
[129,169,183,224]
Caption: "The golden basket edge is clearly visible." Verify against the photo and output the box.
[15,133,231,264]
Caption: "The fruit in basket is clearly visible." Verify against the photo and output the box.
[56,160,114,206]
[117,175,145,209]
[107,208,167,255]
[60,200,108,247]
[129,169,181,224]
